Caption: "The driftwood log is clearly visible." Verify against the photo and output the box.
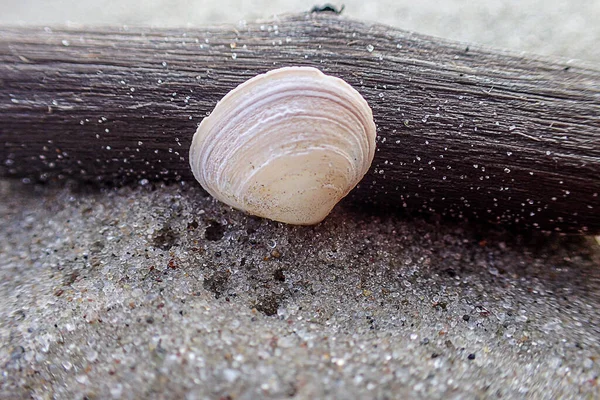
[1,12,599,233]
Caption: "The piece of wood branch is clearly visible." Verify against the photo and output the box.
[1,13,599,233]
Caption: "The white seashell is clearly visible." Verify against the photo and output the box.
[189,66,376,225]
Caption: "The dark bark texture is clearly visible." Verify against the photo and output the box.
[1,13,599,233]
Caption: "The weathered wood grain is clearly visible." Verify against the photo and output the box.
[1,13,599,233]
